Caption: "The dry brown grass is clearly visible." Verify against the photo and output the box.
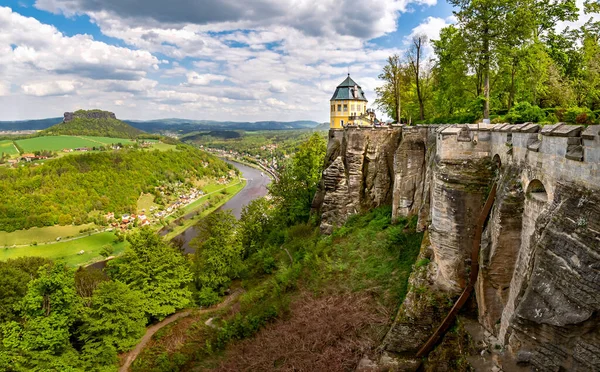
[211,290,388,372]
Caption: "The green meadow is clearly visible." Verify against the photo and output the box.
[0,223,98,246]
[0,231,128,267]
[0,140,19,157]
[15,135,173,153]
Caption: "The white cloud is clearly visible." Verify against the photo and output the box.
[35,0,437,39]
[22,80,79,96]
[407,16,453,43]
[0,82,10,96]
[186,72,228,85]
[0,7,159,81]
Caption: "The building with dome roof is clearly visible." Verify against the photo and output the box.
[329,74,371,129]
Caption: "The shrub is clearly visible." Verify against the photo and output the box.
[564,107,595,124]
[99,244,114,258]
[197,287,220,307]
[505,102,546,123]
[545,113,559,124]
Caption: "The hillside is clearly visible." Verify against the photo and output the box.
[42,110,144,138]
[0,145,233,232]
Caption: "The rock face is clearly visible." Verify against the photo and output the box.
[313,123,600,371]
[312,126,432,234]
[63,110,117,123]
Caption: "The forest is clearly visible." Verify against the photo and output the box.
[376,0,600,125]
[0,145,233,232]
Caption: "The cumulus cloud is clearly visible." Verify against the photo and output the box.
[0,6,159,81]
[35,0,436,39]
[186,72,228,86]
[406,16,453,43]
[22,80,79,96]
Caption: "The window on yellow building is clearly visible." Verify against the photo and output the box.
[343,104,348,112]
[337,104,341,111]
[331,105,334,112]
[351,104,355,111]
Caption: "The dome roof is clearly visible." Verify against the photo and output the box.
[330,74,367,102]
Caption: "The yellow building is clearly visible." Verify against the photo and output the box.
[330,74,369,129]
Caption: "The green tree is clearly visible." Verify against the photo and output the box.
[0,266,30,322]
[99,244,114,258]
[192,211,244,297]
[375,55,404,122]
[80,281,146,352]
[74,267,109,307]
[448,0,517,119]
[108,228,193,320]
[18,264,80,354]
[432,25,476,119]
[239,198,273,257]
[270,133,326,225]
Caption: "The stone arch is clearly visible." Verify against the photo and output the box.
[526,179,548,203]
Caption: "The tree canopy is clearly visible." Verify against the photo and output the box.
[376,0,600,125]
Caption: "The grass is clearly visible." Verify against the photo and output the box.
[16,136,109,152]
[148,143,178,152]
[15,136,174,153]
[137,193,157,214]
[77,136,136,146]
[0,231,128,266]
[0,140,19,157]
[0,223,98,246]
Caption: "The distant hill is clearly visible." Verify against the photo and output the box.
[314,122,330,131]
[43,110,144,139]
[0,117,62,131]
[125,119,321,133]
[0,116,321,134]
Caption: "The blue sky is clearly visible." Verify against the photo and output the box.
[0,0,457,121]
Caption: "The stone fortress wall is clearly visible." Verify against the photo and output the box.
[312,123,600,371]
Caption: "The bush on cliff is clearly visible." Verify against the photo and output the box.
[505,102,546,124]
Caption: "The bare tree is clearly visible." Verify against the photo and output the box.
[407,34,428,120]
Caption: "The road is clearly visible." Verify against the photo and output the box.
[119,289,245,372]
[174,160,271,253]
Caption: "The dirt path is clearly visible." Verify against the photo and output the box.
[119,289,244,372]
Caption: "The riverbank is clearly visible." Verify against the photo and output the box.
[0,179,247,267]
[172,160,271,253]
[160,179,246,241]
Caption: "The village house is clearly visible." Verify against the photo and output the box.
[20,153,36,162]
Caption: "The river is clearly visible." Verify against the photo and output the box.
[176,160,271,253]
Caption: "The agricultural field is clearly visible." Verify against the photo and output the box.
[16,136,116,152]
[0,140,19,157]
[0,231,128,266]
[0,223,98,246]
[76,136,137,146]
[14,135,174,153]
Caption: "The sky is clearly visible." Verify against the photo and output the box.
[0,0,591,122]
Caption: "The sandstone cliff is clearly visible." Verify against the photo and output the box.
[314,123,600,371]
